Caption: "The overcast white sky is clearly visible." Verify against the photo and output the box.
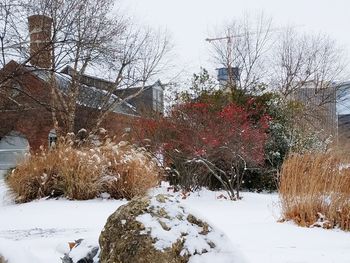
[120,0,350,79]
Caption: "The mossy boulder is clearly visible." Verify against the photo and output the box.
[99,194,235,263]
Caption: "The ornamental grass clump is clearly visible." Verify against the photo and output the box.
[7,136,159,203]
[279,152,350,231]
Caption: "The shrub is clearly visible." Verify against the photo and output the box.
[138,101,269,200]
[279,153,350,231]
[242,169,277,193]
[100,141,161,200]
[7,139,159,203]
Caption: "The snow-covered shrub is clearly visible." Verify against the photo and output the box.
[7,137,159,203]
[279,152,350,231]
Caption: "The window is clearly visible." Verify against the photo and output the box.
[48,129,57,148]
[152,87,163,112]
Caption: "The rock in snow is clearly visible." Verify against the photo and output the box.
[99,194,239,263]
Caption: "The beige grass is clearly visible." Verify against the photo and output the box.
[7,140,159,202]
[279,152,350,231]
[0,255,7,263]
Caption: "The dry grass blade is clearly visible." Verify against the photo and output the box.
[279,152,350,231]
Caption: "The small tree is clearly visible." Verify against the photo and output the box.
[208,12,273,93]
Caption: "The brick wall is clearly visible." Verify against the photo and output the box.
[0,105,137,152]
[0,62,140,152]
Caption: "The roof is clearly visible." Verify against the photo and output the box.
[24,64,138,116]
[1,61,163,115]
[61,66,164,92]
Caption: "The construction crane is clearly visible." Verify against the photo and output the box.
[205,26,296,44]
[205,29,246,87]
[205,31,249,44]
[205,26,301,87]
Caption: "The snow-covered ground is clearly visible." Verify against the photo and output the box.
[0,173,350,263]
[180,190,350,263]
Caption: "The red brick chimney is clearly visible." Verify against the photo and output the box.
[28,15,52,69]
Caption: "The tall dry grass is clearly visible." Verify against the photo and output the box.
[279,152,350,231]
[7,140,160,203]
[0,255,7,263]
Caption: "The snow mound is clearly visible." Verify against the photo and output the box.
[136,194,245,263]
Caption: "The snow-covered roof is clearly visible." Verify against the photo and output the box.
[29,68,138,116]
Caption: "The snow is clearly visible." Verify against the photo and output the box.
[0,175,350,263]
[136,195,240,262]
[0,171,126,262]
[68,240,98,262]
[175,189,350,263]
[0,238,39,262]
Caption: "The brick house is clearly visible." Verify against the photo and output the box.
[0,15,164,168]
[61,66,164,116]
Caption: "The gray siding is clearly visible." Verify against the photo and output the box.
[290,86,337,137]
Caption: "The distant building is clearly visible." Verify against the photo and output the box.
[61,66,164,116]
[216,67,240,87]
[337,81,350,141]
[113,81,164,115]
[338,114,350,140]
[289,83,338,139]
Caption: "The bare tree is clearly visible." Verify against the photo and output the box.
[270,28,348,140]
[28,0,129,133]
[208,12,273,93]
[270,28,347,98]
[0,0,36,114]
[0,0,29,67]
[209,13,348,143]
[0,0,171,136]
[92,25,171,131]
